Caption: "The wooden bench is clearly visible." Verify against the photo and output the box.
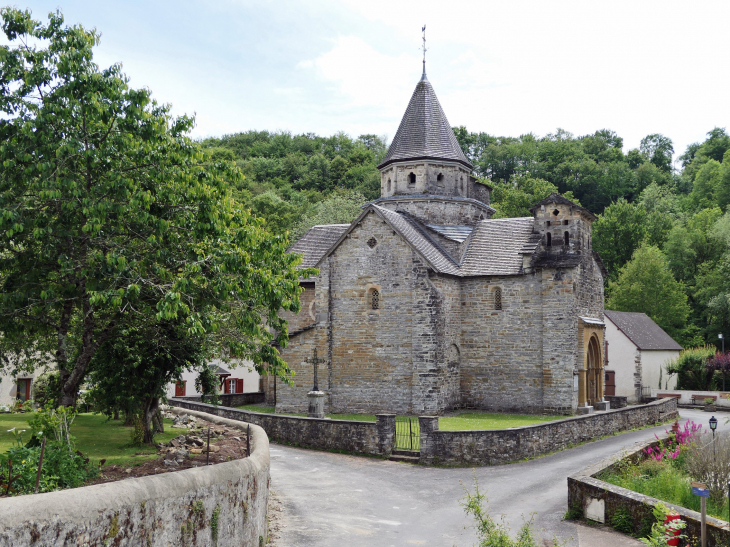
[690,394,717,405]
[657,393,681,400]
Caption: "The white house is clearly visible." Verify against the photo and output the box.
[166,359,262,399]
[604,310,682,403]
[0,369,44,407]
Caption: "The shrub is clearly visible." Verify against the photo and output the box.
[611,506,634,534]
[27,405,77,450]
[33,371,61,408]
[666,345,718,390]
[0,442,98,495]
[684,431,730,506]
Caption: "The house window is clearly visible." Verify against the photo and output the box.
[546,232,552,247]
[494,287,502,310]
[370,288,380,310]
[175,381,186,397]
[226,378,244,394]
[564,231,570,246]
[16,378,31,402]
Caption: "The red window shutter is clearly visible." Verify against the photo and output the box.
[224,379,230,394]
[236,379,244,393]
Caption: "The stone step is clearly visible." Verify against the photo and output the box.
[389,450,420,464]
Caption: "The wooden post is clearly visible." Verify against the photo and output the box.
[701,496,707,547]
[34,436,47,494]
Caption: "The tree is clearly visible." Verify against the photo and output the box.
[607,245,690,344]
[0,9,310,406]
[290,191,366,240]
[592,199,647,280]
[88,319,207,444]
[489,177,579,219]
[640,134,674,172]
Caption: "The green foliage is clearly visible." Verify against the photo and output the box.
[665,345,718,390]
[461,475,563,547]
[130,414,145,446]
[607,245,691,344]
[27,405,77,449]
[290,191,366,240]
[610,506,634,534]
[593,199,647,280]
[638,503,686,547]
[211,504,221,545]
[0,441,98,495]
[32,372,61,409]
[196,366,222,406]
[490,177,579,219]
[0,9,311,410]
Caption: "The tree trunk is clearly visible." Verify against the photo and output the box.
[142,397,159,445]
[113,409,120,420]
[123,412,136,427]
[152,409,164,434]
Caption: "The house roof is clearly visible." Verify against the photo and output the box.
[209,365,231,376]
[377,76,472,170]
[287,224,350,273]
[604,310,683,351]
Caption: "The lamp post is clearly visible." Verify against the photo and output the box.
[710,415,718,459]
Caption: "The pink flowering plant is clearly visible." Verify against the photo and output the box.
[642,420,702,464]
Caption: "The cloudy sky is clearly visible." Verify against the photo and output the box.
[9,0,730,161]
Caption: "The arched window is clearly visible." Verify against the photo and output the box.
[370,289,380,310]
[408,172,416,187]
[437,173,444,183]
[494,287,502,310]
[387,178,391,193]
[546,232,552,247]
[564,231,570,246]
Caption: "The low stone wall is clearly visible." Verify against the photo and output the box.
[175,392,265,407]
[419,397,678,466]
[0,411,270,547]
[170,398,396,456]
[568,434,730,546]
[650,389,730,408]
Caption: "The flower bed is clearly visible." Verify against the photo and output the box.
[599,420,730,520]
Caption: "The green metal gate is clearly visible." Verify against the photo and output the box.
[394,416,420,451]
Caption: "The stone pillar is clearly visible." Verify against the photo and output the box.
[578,369,587,407]
[307,390,325,419]
[376,414,395,456]
[418,416,439,463]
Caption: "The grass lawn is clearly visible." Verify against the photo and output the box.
[235,405,558,429]
[439,412,562,431]
[0,413,188,467]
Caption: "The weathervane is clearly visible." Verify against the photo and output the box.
[421,24,428,79]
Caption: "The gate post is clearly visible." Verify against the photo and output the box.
[418,416,439,464]
[376,414,395,456]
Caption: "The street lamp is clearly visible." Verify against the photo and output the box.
[710,415,718,460]
[720,333,725,354]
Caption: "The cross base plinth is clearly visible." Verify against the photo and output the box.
[307,390,326,419]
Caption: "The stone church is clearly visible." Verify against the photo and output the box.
[266,68,608,416]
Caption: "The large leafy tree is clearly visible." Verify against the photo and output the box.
[592,199,647,281]
[0,9,310,406]
[606,245,691,345]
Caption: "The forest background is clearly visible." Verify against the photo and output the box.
[202,126,730,350]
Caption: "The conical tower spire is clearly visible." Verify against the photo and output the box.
[377,76,472,170]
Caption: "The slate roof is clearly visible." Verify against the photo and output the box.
[377,76,473,170]
[604,311,683,351]
[288,224,350,269]
[460,218,537,276]
[425,224,473,243]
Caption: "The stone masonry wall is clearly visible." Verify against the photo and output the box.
[419,396,678,466]
[170,399,396,456]
[376,197,492,225]
[0,413,270,547]
[281,284,317,333]
[460,274,546,413]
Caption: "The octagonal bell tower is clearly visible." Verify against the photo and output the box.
[373,66,493,225]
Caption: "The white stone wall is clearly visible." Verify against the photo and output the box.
[165,359,261,399]
[642,350,679,392]
[605,319,641,402]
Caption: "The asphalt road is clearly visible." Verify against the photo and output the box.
[269,408,722,547]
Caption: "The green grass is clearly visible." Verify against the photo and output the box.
[601,458,728,520]
[438,412,562,431]
[0,413,188,467]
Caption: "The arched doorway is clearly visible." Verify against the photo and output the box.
[586,335,601,406]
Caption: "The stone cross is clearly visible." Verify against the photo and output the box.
[305,348,326,391]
